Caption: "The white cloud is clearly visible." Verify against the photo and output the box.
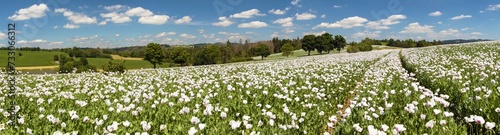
[104,5,129,11]
[273,17,294,27]
[487,4,500,11]
[399,22,434,34]
[282,28,295,34]
[270,32,280,38]
[125,7,154,17]
[100,12,132,23]
[291,0,301,6]
[461,28,470,31]
[48,41,64,45]
[428,11,442,16]
[115,34,120,37]
[98,21,107,25]
[202,34,215,39]
[451,14,472,20]
[180,34,196,39]
[73,35,99,42]
[55,8,97,24]
[8,4,49,21]
[212,17,234,27]
[63,23,80,29]
[438,29,460,37]
[302,31,327,36]
[437,21,443,24]
[237,21,268,28]
[295,12,316,20]
[365,14,406,30]
[155,32,176,38]
[138,15,170,25]
[18,40,28,44]
[333,5,342,8]
[0,32,6,40]
[54,26,59,29]
[230,9,265,18]
[218,32,240,36]
[269,7,290,15]
[198,29,206,34]
[351,31,381,39]
[175,16,192,24]
[30,39,47,43]
[471,32,483,35]
[321,14,326,18]
[313,16,368,29]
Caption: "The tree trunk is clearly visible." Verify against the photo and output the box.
[261,56,264,60]
[308,51,311,56]
[154,63,156,68]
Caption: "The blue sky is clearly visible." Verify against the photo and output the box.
[1,0,499,48]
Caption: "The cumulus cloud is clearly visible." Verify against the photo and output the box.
[313,16,368,29]
[155,32,176,38]
[273,17,294,27]
[295,12,316,20]
[291,0,301,6]
[180,34,196,39]
[104,5,129,12]
[451,14,472,20]
[269,7,290,15]
[471,32,483,35]
[230,9,265,18]
[365,14,406,30]
[282,28,295,34]
[351,31,381,39]
[63,23,80,29]
[125,7,154,17]
[0,32,6,40]
[302,31,327,36]
[428,11,442,16]
[237,21,268,28]
[55,8,97,24]
[333,5,342,8]
[175,16,192,24]
[487,4,500,11]
[399,22,434,34]
[138,15,170,25]
[100,12,132,23]
[8,4,49,21]
[212,16,234,27]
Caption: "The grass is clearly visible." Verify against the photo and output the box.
[0,50,66,67]
[87,58,171,69]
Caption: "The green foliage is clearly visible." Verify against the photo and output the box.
[301,35,317,56]
[170,47,192,65]
[320,33,335,54]
[144,43,165,68]
[334,35,347,52]
[54,55,59,61]
[346,45,360,53]
[280,43,294,58]
[193,45,222,65]
[253,44,271,60]
[80,57,89,66]
[102,60,127,73]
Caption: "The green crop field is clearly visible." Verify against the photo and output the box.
[0,50,66,67]
[87,58,171,69]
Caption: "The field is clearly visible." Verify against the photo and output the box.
[0,50,65,67]
[0,42,499,134]
[87,58,171,69]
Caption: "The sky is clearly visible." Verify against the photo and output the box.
[1,0,499,49]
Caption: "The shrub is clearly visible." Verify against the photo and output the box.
[102,60,127,74]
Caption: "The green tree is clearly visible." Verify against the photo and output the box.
[54,55,59,61]
[253,44,271,60]
[170,47,191,66]
[102,60,126,74]
[222,41,234,63]
[333,35,347,52]
[320,33,334,53]
[206,45,222,64]
[301,35,316,56]
[80,57,88,66]
[144,43,165,68]
[387,38,396,46]
[280,43,294,58]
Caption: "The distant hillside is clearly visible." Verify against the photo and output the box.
[441,39,492,44]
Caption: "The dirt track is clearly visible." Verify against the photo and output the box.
[16,65,58,70]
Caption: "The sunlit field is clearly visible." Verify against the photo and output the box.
[0,41,499,134]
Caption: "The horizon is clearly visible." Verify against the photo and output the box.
[1,0,500,49]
